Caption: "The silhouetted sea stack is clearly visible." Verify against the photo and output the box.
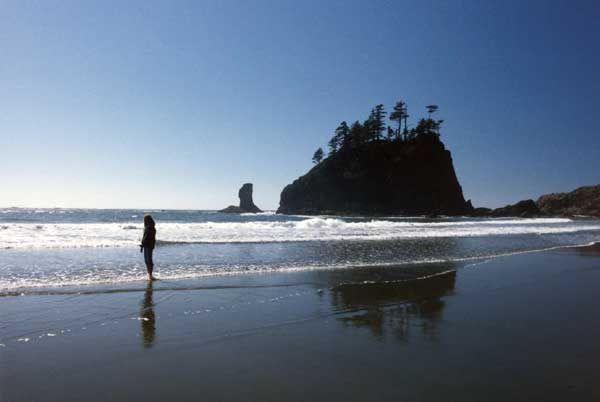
[277,135,473,216]
[219,183,262,213]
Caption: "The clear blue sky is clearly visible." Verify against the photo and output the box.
[2,0,599,209]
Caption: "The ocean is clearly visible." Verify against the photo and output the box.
[1,208,600,295]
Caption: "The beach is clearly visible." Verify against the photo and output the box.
[2,244,600,402]
[4,1,600,400]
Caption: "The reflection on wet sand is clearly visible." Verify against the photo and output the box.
[331,264,456,341]
[575,242,600,257]
[140,281,156,347]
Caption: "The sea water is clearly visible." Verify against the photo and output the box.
[1,208,599,294]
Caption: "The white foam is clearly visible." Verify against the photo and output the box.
[0,217,599,249]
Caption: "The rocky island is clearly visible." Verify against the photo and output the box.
[219,183,262,214]
[277,103,473,216]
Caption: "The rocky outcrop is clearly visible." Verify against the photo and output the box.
[471,207,493,217]
[537,185,600,217]
[238,183,261,213]
[490,199,541,217]
[219,183,262,214]
[277,135,472,216]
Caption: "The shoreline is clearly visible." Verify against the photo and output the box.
[2,240,599,298]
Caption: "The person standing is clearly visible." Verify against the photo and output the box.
[140,214,157,280]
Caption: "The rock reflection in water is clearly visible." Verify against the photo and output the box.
[331,263,456,341]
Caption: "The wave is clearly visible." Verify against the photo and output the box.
[0,217,599,249]
[240,211,276,216]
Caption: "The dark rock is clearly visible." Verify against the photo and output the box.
[471,207,493,217]
[491,199,541,217]
[536,185,600,217]
[238,183,261,213]
[277,136,472,216]
[219,205,244,214]
[219,183,262,214]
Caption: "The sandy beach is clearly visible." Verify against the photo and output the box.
[2,245,600,402]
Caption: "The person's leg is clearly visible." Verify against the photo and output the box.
[144,248,155,279]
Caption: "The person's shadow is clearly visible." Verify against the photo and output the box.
[141,281,156,348]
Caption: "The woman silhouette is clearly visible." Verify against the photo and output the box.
[140,214,157,280]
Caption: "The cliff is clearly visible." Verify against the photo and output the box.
[537,185,600,217]
[277,135,472,216]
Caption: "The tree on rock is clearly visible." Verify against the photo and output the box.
[328,136,339,156]
[312,148,324,164]
[389,101,406,139]
[336,121,350,149]
[372,104,387,141]
[426,104,438,118]
[364,105,386,142]
[387,126,394,139]
[328,121,350,155]
[414,118,441,137]
[348,121,366,148]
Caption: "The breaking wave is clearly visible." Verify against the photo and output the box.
[1,217,599,249]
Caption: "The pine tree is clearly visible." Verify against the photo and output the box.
[389,101,406,139]
[372,104,386,141]
[414,118,439,137]
[363,110,376,142]
[348,120,365,147]
[328,121,351,155]
[312,147,324,164]
[402,110,410,141]
[327,136,339,155]
[387,126,394,140]
[426,104,438,118]
[335,121,350,149]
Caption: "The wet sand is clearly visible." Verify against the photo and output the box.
[2,245,600,402]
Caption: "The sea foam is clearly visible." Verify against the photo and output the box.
[0,217,598,249]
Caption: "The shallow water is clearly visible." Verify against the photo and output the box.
[1,208,599,294]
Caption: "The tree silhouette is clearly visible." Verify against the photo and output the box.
[336,121,350,149]
[315,102,443,160]
[387,126,394,140]
[414,118,442,137]
[328,121,351,155]
[389,101,406,139]
[426,104,438,118]
[363,105,387,142]
[372,104,387,141]
[402,111,410,141]
[363,110,376,142]
[328,136,339,155]
[312,147,324,164]
[349,120,365,147]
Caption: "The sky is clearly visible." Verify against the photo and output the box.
[1,0,599,210]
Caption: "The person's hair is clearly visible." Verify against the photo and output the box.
[143,214,155,228]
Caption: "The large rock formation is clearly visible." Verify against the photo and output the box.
[219,183,262,213]
[277,135,473,216]
[490,199,541,218]
[536,185,600,217]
